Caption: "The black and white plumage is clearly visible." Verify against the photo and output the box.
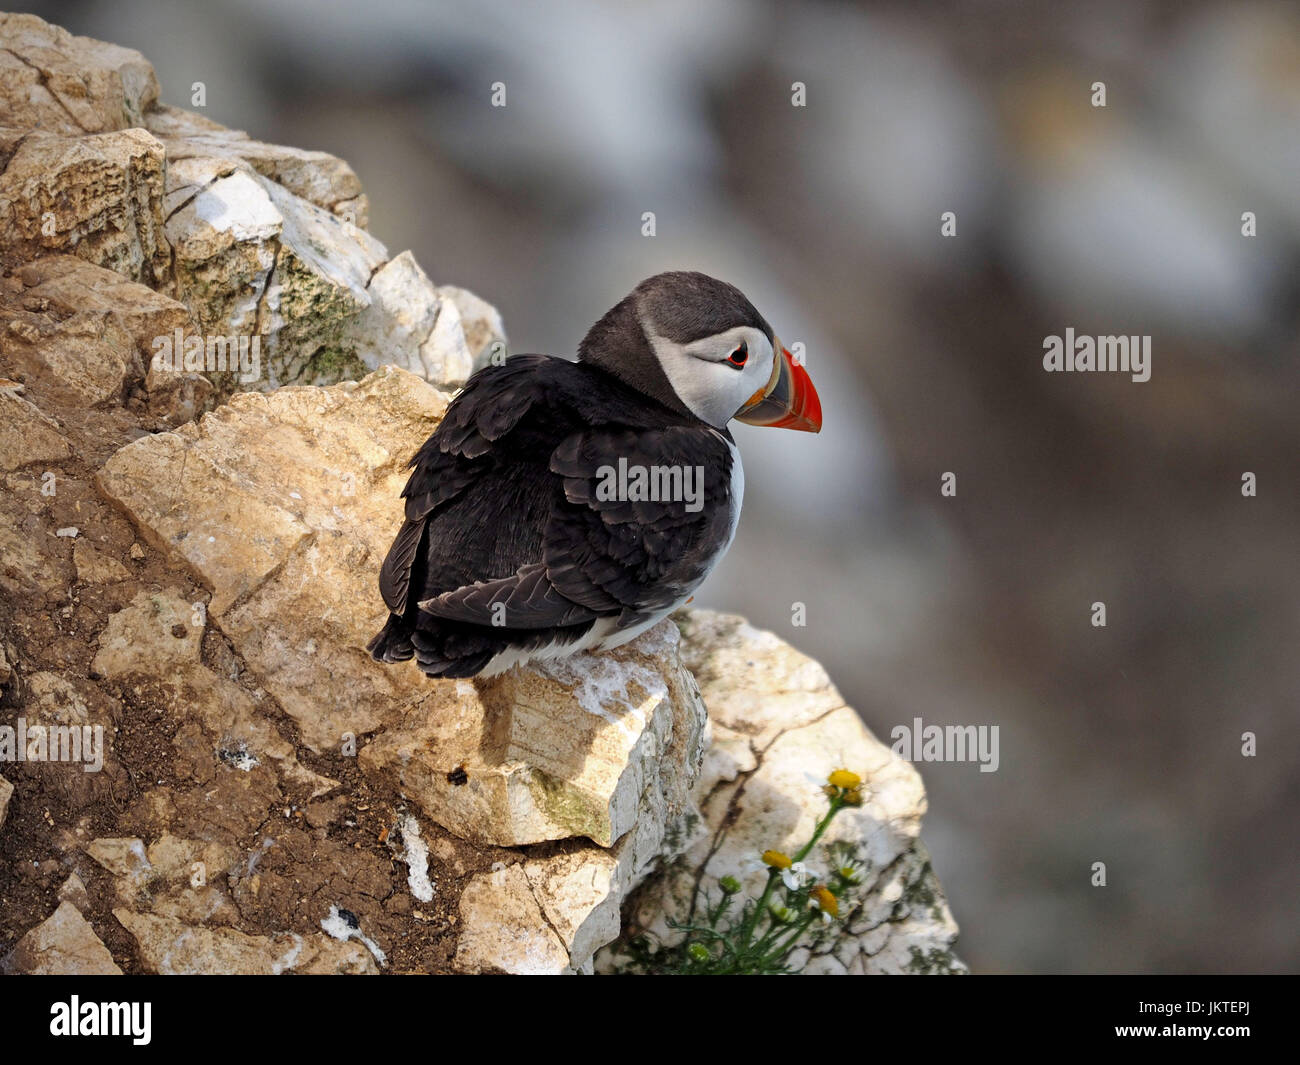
[368,271,821,678]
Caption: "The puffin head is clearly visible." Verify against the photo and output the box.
[577,271,822,433]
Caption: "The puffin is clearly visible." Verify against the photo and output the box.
[368,270,821,678]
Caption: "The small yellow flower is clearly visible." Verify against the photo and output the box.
[828,769,862,789]
[811,884,839,917]
[762,849,793,870]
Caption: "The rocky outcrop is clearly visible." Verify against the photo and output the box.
[0,15,961,975]
[0,14,158,134]
[599,611,966,974]
[2,256,187,409]
[0,12,506,403]
[0,126,170,285]
[148,106,505,395]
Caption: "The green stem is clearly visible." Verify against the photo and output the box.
[750,905,801,956]
[735,870,780,955]
[793,795,843,863]
[760,910,820,966]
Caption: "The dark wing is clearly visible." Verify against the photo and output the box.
[379,355,586,616]
[414,562,594,628]
[377,356,736,635]
[542,427,735,626]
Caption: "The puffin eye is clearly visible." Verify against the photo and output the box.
[726,342,748,367]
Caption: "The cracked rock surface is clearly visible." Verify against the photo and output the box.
[0,11,506,407]
[599,610,967,974]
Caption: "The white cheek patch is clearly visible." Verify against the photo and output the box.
[642,322,774,427]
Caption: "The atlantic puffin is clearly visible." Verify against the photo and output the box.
[368,271,821,678]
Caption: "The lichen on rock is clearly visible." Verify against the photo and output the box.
[0,11,504,409]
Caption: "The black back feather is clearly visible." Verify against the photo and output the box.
[370,355,736,677]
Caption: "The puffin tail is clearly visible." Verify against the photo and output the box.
[371,612,499,677]
[367,614,415,663]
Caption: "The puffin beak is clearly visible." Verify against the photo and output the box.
[735,337,822,432]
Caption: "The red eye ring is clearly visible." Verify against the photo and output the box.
[727,343,748,367]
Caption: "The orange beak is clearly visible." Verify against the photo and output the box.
[735,337,822,433]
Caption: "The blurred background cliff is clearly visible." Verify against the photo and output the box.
[19,0,1298,972]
